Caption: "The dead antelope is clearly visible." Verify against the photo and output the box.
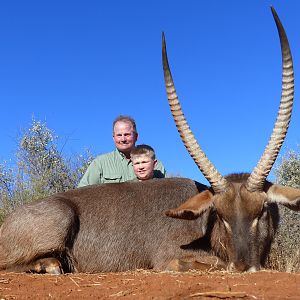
[0,7,299,274]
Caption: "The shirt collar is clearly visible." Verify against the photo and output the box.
[115,148,132,164]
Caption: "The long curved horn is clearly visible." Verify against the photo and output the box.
[246,7,295,192]
[162,33,228,194]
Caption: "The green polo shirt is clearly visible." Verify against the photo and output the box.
[78,149,166,187]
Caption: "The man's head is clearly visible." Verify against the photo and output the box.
[113,115,138,157]
[130,144,157,181]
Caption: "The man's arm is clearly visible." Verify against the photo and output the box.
[78,159,102,187]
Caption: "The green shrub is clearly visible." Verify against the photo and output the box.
[267,147,300,272]
[0,118,93,223]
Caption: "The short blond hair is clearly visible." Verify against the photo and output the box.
[130,144,156,160]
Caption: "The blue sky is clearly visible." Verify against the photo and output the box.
[0,0,299,185]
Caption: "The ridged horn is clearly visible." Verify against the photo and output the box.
[246,7,295,192]
[162,32,228,194]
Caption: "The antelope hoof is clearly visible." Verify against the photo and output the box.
[31,258,63,275]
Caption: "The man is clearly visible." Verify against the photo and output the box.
[78,115,166,187]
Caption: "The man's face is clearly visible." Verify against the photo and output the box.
[113,121,137,154]
[132,154,157,181]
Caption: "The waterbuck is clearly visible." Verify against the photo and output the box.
[0,7,299,274]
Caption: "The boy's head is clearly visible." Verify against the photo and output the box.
[130,144,157,181]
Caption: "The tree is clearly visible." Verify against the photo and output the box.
[274,148,300,188]
[0,118,93,219]
[268,146,300,272]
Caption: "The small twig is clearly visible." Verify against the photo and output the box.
[70,276,84,281]
[232,284,250,287]
[0,279,9,284]
[69,277,80,287]
[188,291,257,299]
[109,290,131,297]
[0,287,11,291]
[82,283,102,287]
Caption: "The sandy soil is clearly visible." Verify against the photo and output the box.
[0,270,299,299]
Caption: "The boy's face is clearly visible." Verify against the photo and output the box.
[132,154,157,181]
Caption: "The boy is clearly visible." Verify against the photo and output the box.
[130,144,158,181]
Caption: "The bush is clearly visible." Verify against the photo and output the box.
[267,147,300,272]
[0,118,93,222]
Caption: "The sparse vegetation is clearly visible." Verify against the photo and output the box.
[0,118,93,221]
[267,146,300,272]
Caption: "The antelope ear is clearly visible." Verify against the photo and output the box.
[165,190,214,220]
[266,184,300,211]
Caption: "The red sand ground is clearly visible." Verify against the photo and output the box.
[0,270,299,299]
